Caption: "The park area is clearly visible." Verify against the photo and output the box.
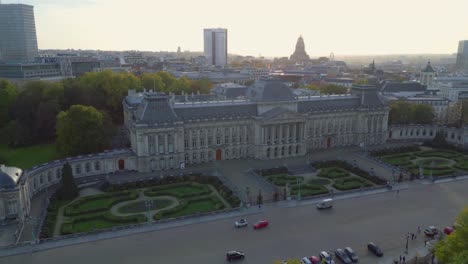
[373,146,468,177]
[41,175,239,237]
[257,161,385,198]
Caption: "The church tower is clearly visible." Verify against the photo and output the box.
[420,61,436,87]
[290,35,310,61]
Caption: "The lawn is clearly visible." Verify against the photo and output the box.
[266,174,304,186]
[317,167,350,179]
[157,197,223,219]
[64,191,138,216]
[333,177,373,191]
[290,184,329,196]
[62,213,147,234]
[0,143,59,169]
[117,198,173,214]
[144,183,211,198]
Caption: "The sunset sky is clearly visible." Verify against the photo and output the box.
[4,0,468,57]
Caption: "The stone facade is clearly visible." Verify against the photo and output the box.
[123,81,389,172]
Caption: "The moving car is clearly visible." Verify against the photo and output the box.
[443,226,454,235]
[319,251,335,264]
[308,256,320,264]
[424,226,438,237]
[335,249,352,264]
[344,247,359,262]
[301,257,312,264]
[253,220,269,229]
[234,219,248,228]
[226,251,245,261]
[317,198,333,209]
[367,242,383,257]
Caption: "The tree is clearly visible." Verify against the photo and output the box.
[56,105,115,157]
[412,104,434,124]
[57,162,79,200]
[0,79,18,127]
[435,207,468,263]
[389,102,413,124]
[430,130,449,148]
[140,73,165,92]
[319,84,347,94]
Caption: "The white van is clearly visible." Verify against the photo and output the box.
[316,198,333,209]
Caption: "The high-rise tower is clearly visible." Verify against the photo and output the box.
[456,40,468,71]
[0,3,38,62]
[203,28,228,67]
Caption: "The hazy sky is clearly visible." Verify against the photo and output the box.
[4,0,468,57]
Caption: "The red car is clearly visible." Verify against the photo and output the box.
[444,226,454,235]
[253,220,269,229]
[308,256,320,264]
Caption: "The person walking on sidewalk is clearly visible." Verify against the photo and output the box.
[417,226,421,234]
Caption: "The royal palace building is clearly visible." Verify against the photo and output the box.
[123,80,390,172]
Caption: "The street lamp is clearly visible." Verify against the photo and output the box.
[296,177,301,201]
[145,200,154,223]
[405,233,409,254]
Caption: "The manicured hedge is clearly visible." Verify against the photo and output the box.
[40,195,72,238]
[255,166,288,176]
[61,211,146,235]
[332,177,372,191]
[290,184,328,197]
[317,167,350,179]
[266,174,304,186]
[312,160,386,185]
[414,150,461,159]
[64,191,138,216]
[370,146,420,156]
[154,196,225,220]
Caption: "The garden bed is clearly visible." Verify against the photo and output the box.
[154,196,224,220]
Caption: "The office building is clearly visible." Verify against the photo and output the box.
[0,4,38,62]
[204,28,228,67]
[456,40,468,71]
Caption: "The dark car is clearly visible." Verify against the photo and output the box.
[226,251,245,261]
[344,247,358,262]
[335,249,352,264]
[367,242,383,257]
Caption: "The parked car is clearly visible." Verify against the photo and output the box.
[319,251,335,264]
[317,198,334,209]
[253,220,269,229]
[425,226,438,237]
[443,226,454,235]
[234,219,248,228]
[308,256,320,264]
[367,242,383,257]
[335,249,352,264]
[226,251,245,261]
[301,257,313,264]
[344,247,358,262]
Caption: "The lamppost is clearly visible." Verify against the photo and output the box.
[405,233,410,254]
[145,200,154,223]
[296,177,301,201]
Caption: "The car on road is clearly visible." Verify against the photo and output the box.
[335,249,352,264]
[253,220,269,229]
[301,257,313,264]
[344,247,358,262]
[424,226,438,237]
[226,251,245,261]
[317,198,334,209]
[319,251,335,264]
[443,226,454,235]
[367,242,383,257]
[308,256,320,264]
[234,219,248,228]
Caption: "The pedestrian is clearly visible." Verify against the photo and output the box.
[417,226,421,234]
[425,240,427,246]
[399,255,402,262]
[403,256,406,262]
[414,234,417,240]
[411,233,414,240]
[396,189,400,195]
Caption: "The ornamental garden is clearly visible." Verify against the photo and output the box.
[257,160,386,199]
[371,146,468,177]
[41,174,240,238]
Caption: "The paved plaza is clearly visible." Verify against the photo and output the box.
[1,179,467,264]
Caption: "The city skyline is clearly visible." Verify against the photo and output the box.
[2,0,468,57]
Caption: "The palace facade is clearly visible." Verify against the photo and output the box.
[123,80,389,172]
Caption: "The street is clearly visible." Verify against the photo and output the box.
[1,179,466,264]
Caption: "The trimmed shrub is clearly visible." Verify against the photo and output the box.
[317,167,349,179]
[312,160,386,185]
[332,177,372,191]
[370,146,420,156]
[290,184,328,197]
[64,191,138,216]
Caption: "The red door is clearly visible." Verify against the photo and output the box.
[118,159,125,170]
[215,149,222,160]
[326,137,331,148]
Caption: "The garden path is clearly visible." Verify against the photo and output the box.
[110,193,179,218]
[52,197,81,237]
[206,185,232,208]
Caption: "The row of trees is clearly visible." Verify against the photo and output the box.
[388,101,435,125]
[303,84,348,94]
[0,71,213,155]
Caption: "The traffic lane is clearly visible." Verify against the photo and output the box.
[3,180,467,264]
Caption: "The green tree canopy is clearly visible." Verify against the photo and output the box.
[0,79,18,126]
[57,162,79,200]
[140,73,165,92]
[303,84,347,94]
[56,105,115,157]
[435,207,468,263]
[389,102,435,125]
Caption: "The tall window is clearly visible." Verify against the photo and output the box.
[184,153,189,162]
[47,171,52,182]
[75,165,81,174]
[85,162,91,173]
[184,139,189,148]
[216,135,221,145]
[94,161,100,171]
